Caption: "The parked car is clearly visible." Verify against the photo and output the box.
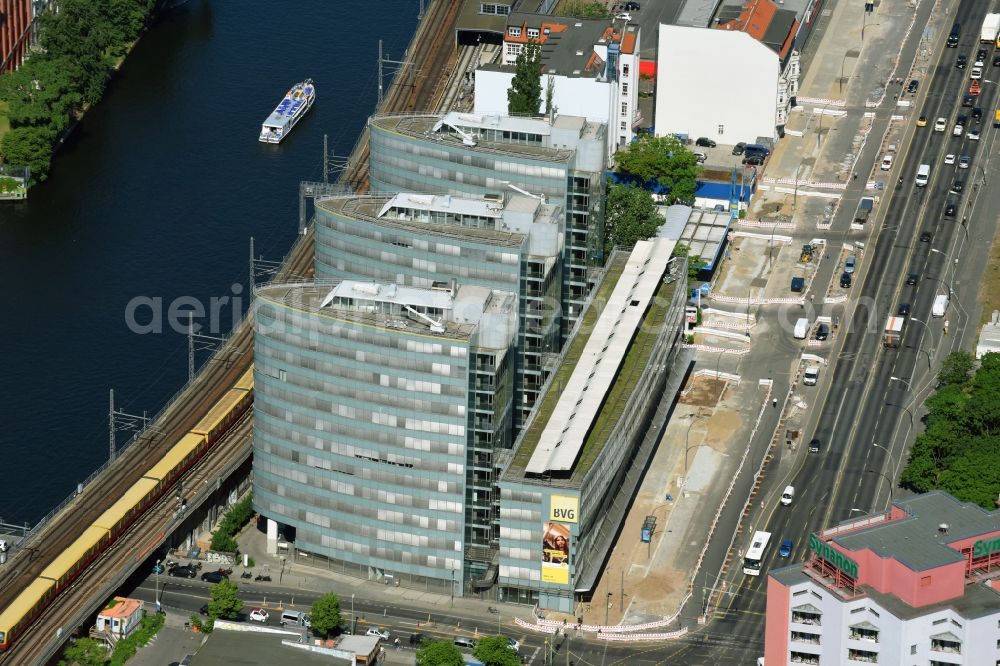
[367,628,391,640]
[839,272,852,289]
[168,566,196,578]
[779,539,794,557]
[695,137,717,147]
[615,12,632,20]
[508,639,521,652]
[844,255,857,274]
[199,604,209,616]
[732,141,747,155]
[790,277,805,293]
[693,151,708,163]
[622,1,640,9]
[907,79,919,93]
[201,571,229,584]
[803,366,820,386]
[409,633,427,646]
[249,608,269,623]
[880,154,893,170]
[815,323,830,340]
[742,155,764,166]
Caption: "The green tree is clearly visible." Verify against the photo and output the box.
[560,1,612,18]
[938,351,975,388]
[308,592,342,639]
[672,243,707,281]
[472,635,520,666]
[614,135,700,204]
[507,42,542,116]
[416,639,465,666]
[2,127,54,182]
[59,637,107,666]
[604,183,662,248]
[207,579,243,620]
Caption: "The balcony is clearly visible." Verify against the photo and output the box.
[847,648,878,663]
[848,623,879,643]
[789,652,819,665]
[790,631,820,645]
[930,638,961,654]
[791,612,822,626]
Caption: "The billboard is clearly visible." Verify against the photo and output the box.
[549,495,579,523]
[542,522,571,584]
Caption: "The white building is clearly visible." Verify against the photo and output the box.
[655,25,781,143]
[474,13,640,159]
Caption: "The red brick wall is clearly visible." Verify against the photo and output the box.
[2,0,35,74]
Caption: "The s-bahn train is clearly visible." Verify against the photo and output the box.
[0,367,254,651]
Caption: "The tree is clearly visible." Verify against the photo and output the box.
[309,592,342,639]
[416,639,465,666]
[207,579,243,620]
[938,351,975,388]
[507,42,542,116]
[2,127,54,182]
[59,637,107,666]
[604,183,662,248]
[614,135,700,204]
[472,635,520,666]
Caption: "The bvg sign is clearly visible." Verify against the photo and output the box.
[550,495,579,524]
[973,536,1000,559]
[809,534,859,579]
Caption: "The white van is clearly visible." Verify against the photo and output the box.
[915,164,930,187]
[932,294,949,317]
[780,486,795,506]
[803,366,820,386]
[793,318,809,339]
[281,610,311,627]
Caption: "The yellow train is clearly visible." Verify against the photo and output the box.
[0,367,254,651]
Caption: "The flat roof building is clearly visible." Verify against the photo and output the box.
[497,238,691,610]
[368,111,606,336]
[312,192,563,430]
[252,279,517,596]
[766,491,1000,665]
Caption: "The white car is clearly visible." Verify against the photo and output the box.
[0,539,8,552]
[615,12,632,21]
[366,628,391,640]
[970,67,983,80]
[958,155,970,169]
[944,153,956,164]
[934,117,947,131]
[968,129,980,141]
[693,151,707,163]
[803,366,820,386]
[508,638,521,652]
[953,124,964,137]
[249,608,269,622]
[880,154,893,170]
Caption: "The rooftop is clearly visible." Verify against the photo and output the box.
[714,0,798,59]
[505,238,678,486]
[98,597,141,619]
[675,0,723,27]
[501,13,637,78]
[832,491,1000,572]
[189,626,349,666]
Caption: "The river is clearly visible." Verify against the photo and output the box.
[0,0,418,522]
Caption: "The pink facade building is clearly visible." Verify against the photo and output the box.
[765,491,1000,665]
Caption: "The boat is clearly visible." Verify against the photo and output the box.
[259,79,315,144]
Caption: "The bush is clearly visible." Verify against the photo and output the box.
[210,492,253,553]
[109,611,164,666]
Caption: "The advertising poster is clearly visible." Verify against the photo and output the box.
[541,521,571,584]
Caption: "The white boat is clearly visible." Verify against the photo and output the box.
[259,79,315,144]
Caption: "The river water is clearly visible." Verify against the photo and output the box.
[0,0,418,523]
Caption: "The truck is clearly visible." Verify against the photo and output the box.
[981,13,1000,43]
[994,108,1000,129]
[854,197,874,224]
[932,294,949,318]
[883,316,905,348]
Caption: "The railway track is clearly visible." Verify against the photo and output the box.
[0,1,463,660]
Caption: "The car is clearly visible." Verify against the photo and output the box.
[508,638,521,652]
[993,54,1000,67]
[956,55,967,69]
[742,155,764,166]
[454,637,478,650]
[199,604,209,616]
[808,438,822,453]
[944,153,956,164]
[953,124,964,137]
[968,129,980,140]
[920,231,932,242]
[803,366,820,386]
[839,272,852,289]
[970,67,983,80]
[958,156,970,169]
[693,151,708,163]
[844,255,857,274]
[815,323,830,340]
[880,154,893,170]
[409,633,427,646]
[201,571,228,583]
[168,566,196,578]
[916,115,928,127]
[0,539,8,552]
[972,107,983,121]
[906,272,919,285]
[957,114,968,126]
[962,95,974,107]
[732,141,747,155]
[779,539,794,557]
[934,117,947,131]
[695,137,717,147]
[945,202,957,217]
[152,562,166,574]
[791,276,805,292]
[367,628,391,640]
[622,1,640,9]
[950,180,964,194]
[615,12,632,21]
[897,303,911,316]
[906,79,919,93]
[249,608,269,622]
[977,48,988,61]
[974,59,985,68]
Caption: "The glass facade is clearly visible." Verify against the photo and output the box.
[252,283,515,594]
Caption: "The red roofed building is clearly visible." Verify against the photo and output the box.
[92,596,144,647]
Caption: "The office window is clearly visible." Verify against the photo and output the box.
[508,27,521,37]
[718,124,724,134]
[621,102,628,116]
[622,63,630,77]
[910,645,916,654]
[622,82,628,95]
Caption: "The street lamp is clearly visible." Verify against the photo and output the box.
[450,569,456,608]
[928,249,955,297]
[867,468,895,510]
[684,413,708,479]
[907,317,935,370]
[872,442,890,456]
[889,375,911,390]
[155,559,161,612]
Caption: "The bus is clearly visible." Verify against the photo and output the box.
[743,530,772,576]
